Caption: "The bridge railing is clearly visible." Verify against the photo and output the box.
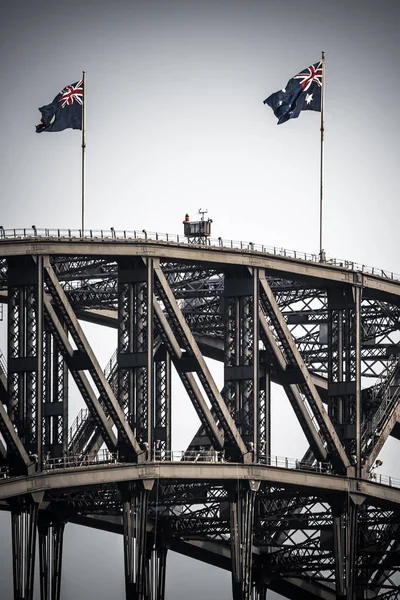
[154,449,225,462]
[0,465,9,478]
[1,227,400,284]
[68,407,89,444]
[44,448,117,469]
[0,451,399,491]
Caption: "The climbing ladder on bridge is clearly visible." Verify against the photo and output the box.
[68,349,118,455]
[362,358,400,452]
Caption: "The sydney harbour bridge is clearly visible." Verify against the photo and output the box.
[0,223,399,600]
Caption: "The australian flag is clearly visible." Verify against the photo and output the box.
[36,80,83,133]
[264,61,322,125]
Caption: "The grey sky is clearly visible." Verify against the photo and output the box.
[0,1,399,598]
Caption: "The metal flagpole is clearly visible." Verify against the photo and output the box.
[319,51,325,261]
[81,70,86,235]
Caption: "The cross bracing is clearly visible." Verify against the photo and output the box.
[0,235,400,599]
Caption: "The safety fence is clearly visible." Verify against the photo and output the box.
[1,227,400,284]
[0,451,399,491]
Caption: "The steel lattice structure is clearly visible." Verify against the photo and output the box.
[0,231,399,600]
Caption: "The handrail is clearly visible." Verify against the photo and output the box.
[68,407,89,443]
[1,227,400,284]
[39,451,400,491]
[1,451,398,491]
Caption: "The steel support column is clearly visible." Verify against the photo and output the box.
[258,369,270,460]
[229,480,260,600]
[42,326,68,460]
[223,269,260,460]
[147,547,167,600]
[354,286,362,478]
[11,499,39,600]
[332,496,361,599]
[154,346,171,459]
[251,586,268,600]
[7,257,43,463]
[118,258,154,459]
[38,513,65,600]
[327,286,359,467]
[120,480,154,600]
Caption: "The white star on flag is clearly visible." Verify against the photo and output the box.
[305,93,313,105]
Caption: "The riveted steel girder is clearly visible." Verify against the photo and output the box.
[259,272,350,473]
[43,258,143,459]
[1,239,400,599]
[154,261,248,458]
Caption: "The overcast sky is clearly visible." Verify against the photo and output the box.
[1,1,400,598]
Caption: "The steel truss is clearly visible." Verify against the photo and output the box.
[0,239,399,599]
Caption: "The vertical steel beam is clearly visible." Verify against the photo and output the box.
[147,259,154,455]
[11,500,39,600]
[120,480,154,600]
[253,269,260,459]
[36,256,44,470]
[332,504,345,598]
[154,346,171,459]
[327,287,358,465]
[258,369,270,460]
[331,496,360,600]
[147,547,167,600]
[38,513,65,600]
[345,498,359,600]
[354,286,362,479]
[223,269,259,459]
[7,258,39,457]
[42,323,68,460]
[229,480,260,600]
[251,587,268,600]
[118,258,153,459]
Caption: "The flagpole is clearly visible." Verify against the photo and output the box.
[319,52,325,261]
[81,70,86,235]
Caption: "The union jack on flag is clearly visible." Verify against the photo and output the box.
[264,61,323,125]
[59,80,83,108]
[36,78,84,133]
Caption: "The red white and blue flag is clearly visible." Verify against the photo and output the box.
[36,79,83,133]
[264,61,323,125]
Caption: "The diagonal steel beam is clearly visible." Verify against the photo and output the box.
[154,299,224,450]
[258,308,328,461]
[259,272,350,472]
[0,436,5,461]
[44,296,118,452]
[154,262,247,458]
[365,401,400,472]
[43,259,142,458]
[0,362,31,469]
[65,297,226,459]
[0,400,31,468]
